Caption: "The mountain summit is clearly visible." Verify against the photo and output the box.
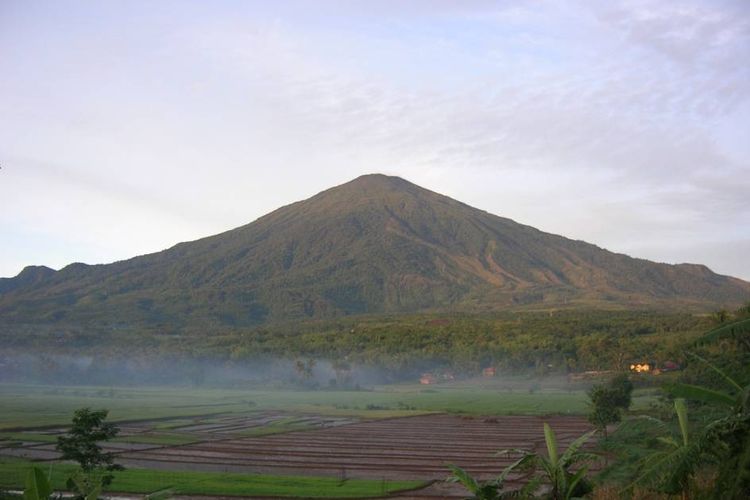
[1,174,748,329]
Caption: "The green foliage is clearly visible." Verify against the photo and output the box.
[498,424,598,500]
[23,467,51,500]
[675,332,750,499]
[679,316,750,394]
[220,310,710,377]
[1,383,619,431]
[66,470,104,500]
[673,363,750,498]
[447,456,540,500]
[607,326,750,499]
[588,386,623,434]
[1,309,715,385]
[1,458,423,498]
[56,408,123,491]
[56,408,121,472]
[607,373,633,409]
[447,464,504,500]
[624,399,705,496]
[1,175,747,339]
[294,358,317,387]
[587,374,633,435]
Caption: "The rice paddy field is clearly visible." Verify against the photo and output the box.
[0,381,653,498]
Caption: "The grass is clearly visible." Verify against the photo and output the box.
[111,433,198,446]
[0,381,657,430]
[0,384,253,430]
[234,416,317,437]
[152,418,204,430]
[0,459,424,498]
[0,433,58,444]
[0,380,654,498]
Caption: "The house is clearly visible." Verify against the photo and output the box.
[482,367,496,377]
[630,363,651,373]
[420,373,437,385]
[661,361,681,372]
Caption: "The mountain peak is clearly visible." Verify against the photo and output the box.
[348,173,409,185]
[335,173,419,194]
[295,173,435,215]
[0,265,55,294]
[1,176,748,328]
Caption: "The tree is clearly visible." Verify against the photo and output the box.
[588,387,621,438]
[331,358,352,387]
[588,374,633,437]
[56,408,124,491]
[714,309,729,324]
[608,373,634,409]
[294,358,316,386]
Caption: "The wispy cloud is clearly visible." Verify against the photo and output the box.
[0,0,748,279]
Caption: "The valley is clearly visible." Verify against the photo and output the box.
[1,381,631,498]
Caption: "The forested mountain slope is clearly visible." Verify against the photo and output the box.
[1,174,748,331]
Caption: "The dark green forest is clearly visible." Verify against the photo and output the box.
[2,307,740,386]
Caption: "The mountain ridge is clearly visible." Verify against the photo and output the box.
[1,174,748,329]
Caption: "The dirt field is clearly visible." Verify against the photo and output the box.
[121,413,594,498]
[2,412,596,498]
[118,413,589,478]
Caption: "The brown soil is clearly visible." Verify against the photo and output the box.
[118,414,595,485]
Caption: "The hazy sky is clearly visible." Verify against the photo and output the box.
[1,0,749,280]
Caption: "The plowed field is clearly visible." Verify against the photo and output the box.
[116,413,595,497]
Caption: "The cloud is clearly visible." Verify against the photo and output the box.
[0,0,748,280]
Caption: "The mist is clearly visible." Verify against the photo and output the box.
[0,349,593,397]
[0,352,401,388]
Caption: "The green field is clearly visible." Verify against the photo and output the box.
[0,381,659,498]
[111,433,199,445]
[0,380,659,430]
[0,458,423,498]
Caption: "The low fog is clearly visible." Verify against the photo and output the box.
[0,351,582,393]
[0,352,412,388]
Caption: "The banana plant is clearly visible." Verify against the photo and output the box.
[66,470,104,500]
[494,424,598,500]
[447,454,539,500]
[622,352,749,499]
[693,317,750,350]
[668,353,750,499]
[23,467,52,500]
[624,398,701,498]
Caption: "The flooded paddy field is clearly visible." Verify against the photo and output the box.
[1,410,595,498]
[0,382,614,498]
[116,414,592,480]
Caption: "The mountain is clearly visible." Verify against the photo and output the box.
[1,174,748,330]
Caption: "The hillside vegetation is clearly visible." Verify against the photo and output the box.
[1,175,748,334]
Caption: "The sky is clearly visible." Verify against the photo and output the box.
[1,0,749,281]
